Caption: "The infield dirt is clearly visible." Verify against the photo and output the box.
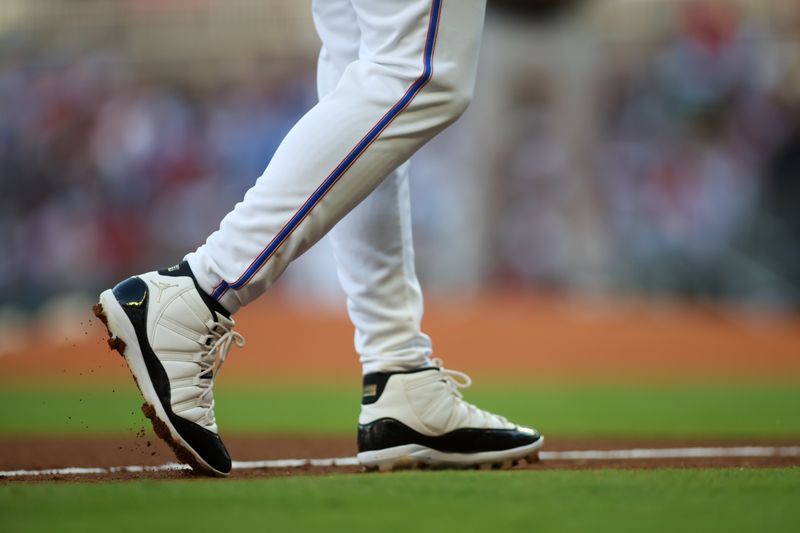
[5,295,800,385]
[2,435,799,483]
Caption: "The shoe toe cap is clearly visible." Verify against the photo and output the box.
[517,425,541,440]
[170,414,232,475]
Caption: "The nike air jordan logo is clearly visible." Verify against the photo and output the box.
[150,280,178,303]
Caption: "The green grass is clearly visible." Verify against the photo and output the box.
[2,469,799,533]
[1,383,799,437]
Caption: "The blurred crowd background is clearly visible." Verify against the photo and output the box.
[1,0,799,315]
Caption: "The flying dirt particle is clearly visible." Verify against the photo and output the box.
[151,452,156,456]
[146,441,151,447]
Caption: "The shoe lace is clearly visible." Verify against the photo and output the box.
[431,357,472,398]
[197,322,245,420]
[431,357,509,426]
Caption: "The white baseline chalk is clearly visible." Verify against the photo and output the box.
[539,446,800,461]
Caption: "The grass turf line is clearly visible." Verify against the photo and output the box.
[1,469,799,533]
[1,384,799,437]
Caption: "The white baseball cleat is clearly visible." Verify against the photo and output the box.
[93,262,243,477]
[357,360,544,471]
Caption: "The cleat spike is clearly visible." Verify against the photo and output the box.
[526,452,540,463]
[390,458,416,471]
[479,463,493,471]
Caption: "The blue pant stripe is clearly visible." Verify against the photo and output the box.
[212,0,442,301]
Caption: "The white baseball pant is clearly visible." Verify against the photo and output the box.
[186,0,486,373]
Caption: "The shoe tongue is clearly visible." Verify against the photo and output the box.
[201,292,231,321]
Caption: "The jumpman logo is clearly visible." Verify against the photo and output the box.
[150,280,179,303]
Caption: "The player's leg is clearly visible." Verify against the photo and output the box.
[184,0,487,314]
[314,0,433,375]
[330,167,433,374]
[96,0,490,476]
[315,0,543,471]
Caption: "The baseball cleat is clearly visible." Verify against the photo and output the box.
[93,262,243,477]
[357,360,543,472]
